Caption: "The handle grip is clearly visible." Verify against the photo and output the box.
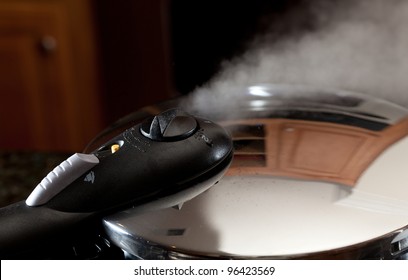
[0,201,92,258]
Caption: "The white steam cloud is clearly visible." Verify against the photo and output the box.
[185,0,408,113]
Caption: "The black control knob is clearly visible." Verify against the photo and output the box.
[140,109,198,141]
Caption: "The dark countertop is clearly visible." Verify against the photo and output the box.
[0,151,70,208]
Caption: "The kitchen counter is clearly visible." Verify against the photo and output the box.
[0,151,70,208]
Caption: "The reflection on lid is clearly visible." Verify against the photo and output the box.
[248,86,364,107]
[224,117,408,187]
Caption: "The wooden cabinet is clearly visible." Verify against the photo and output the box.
[0,0,176,152]
[225,118,408,186]
[0,0,103,152]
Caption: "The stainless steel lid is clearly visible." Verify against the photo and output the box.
[97,84,408,259]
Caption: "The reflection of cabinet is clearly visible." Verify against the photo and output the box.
[278,122,377,185]
[0,0,102,151]
[225,118,408,186]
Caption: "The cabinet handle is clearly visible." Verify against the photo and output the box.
[39,35,57,54]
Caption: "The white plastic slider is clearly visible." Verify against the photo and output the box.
[26,153,99,206]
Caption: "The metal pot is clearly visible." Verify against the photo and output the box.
[87,84,408,259]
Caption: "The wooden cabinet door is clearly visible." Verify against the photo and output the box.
[0,1,102,151]
[0,34,45,149]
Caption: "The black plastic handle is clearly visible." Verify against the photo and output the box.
[0,201,94,258]
[0,109,233,259]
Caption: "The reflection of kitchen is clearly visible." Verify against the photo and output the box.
[225,117,408,186]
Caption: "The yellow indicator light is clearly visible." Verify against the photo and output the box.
[111,144,120,154]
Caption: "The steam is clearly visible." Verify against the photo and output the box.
[184,0,408,115]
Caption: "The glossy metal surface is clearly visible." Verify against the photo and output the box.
[98,84,408,259]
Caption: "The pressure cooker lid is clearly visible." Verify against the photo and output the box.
[97,84,408,259]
